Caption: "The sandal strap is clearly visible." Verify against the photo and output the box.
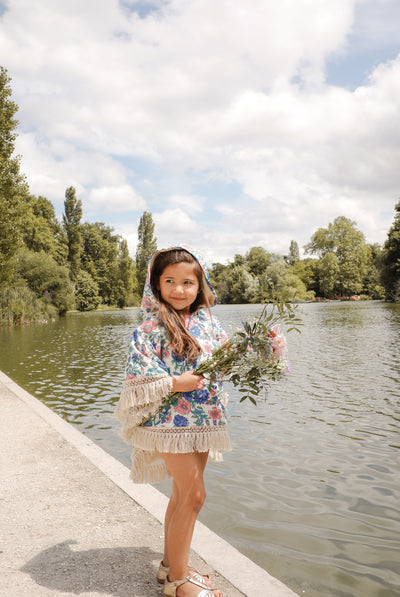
[186,573,211,589]
[163,576,188,597]
[190,571,216,590]
[163,574,215,597]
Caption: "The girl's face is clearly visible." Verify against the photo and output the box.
[158,261,200,314]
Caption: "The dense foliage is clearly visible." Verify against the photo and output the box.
[0,66,31,285]
[1,67,399,325]
[381,201,400,301]
[210,248,315,304]
[0,182,143,323]
[209,213,394,305]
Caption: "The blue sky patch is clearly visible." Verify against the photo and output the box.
[119,0,163,19]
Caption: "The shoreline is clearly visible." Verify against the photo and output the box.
[0,369,298,597]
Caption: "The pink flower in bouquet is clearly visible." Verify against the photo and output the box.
[270,325,287,359]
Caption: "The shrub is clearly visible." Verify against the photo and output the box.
[12,248,75,314]
[0,285,57,326]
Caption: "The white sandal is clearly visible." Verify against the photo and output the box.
[163,573,218,597]
[157,562,214,587]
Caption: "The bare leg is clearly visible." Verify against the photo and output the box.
[161,451,222,597]
[162,478,179,567]
[163,477,215,589]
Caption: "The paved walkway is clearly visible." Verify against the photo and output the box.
[0,370,298,597]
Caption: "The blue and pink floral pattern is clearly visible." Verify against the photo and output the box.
[125,308,229,429]
[116,245,231,483]
[123,244,229,431]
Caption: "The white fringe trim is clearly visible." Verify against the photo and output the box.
[114,375,173,442]
[133,425,231,453]
[130,450,171,484]
[130,426,231,484]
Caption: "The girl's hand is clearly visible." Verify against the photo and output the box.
[172,371,204,393]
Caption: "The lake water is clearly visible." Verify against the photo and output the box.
[1,301,399,597]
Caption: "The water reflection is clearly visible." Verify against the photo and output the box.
[1,302,400,597]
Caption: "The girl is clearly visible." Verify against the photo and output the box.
[115,245,231,597]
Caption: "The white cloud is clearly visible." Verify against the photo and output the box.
[167,194,205,213]
[14,131,137,214]
[88,185,146,212]
[2,0,400,262]
[154,207,198,234]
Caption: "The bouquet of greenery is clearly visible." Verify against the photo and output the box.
[172,301,302,406]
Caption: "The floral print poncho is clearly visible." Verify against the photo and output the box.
[115,245,231,483]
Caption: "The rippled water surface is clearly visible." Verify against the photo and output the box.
[1,302,399,597]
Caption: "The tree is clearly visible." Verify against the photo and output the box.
[259,260,314,302]
[293,258,319,295]
[245,246,272,275]
[210,249,315,304]
[136,211,157,294]
[318,252,340,297]
[233,253,245,266]
[305,216,369,296]
[381,201,400,301]
[225,265,260,303]
[75,271,101,311]
[362,243,385,299]
[81,222,117,304]
[117,238,137,307]
[210,262,231,303]
[80,222,137,307]
[287,240,300,265]
[23,195,67,262]
[0,67,31,285]
[275,271,314,302]
[63,186,82,280]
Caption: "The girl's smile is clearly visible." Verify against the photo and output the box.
[158,262,200,314]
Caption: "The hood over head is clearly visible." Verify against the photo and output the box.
[141,244,217,318]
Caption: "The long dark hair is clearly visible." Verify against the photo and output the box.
[150,248,213,360]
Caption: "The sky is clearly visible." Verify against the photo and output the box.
[1,0,400,265]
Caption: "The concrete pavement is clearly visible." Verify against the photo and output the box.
[0,370,298,597]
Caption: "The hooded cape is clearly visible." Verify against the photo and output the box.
[114,245,231,483]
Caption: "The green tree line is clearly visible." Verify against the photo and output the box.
[210,210,399,304]
[0,66,159,325]
[0,178,157,324]
[1,67,400,325]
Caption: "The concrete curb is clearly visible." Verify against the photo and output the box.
[0,370,298,597]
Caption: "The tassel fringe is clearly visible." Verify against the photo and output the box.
[130,449,171,484]
[114,375,173,442]
[129,426,231,483]
[133,425,231,454]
